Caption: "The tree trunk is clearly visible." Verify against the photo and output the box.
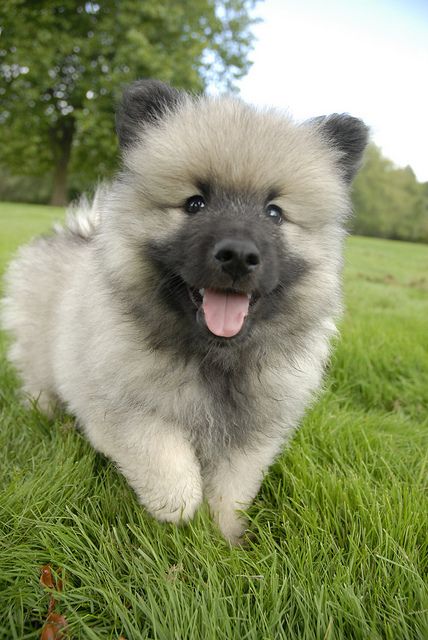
[50,153,69,207]
[49,118,75,207]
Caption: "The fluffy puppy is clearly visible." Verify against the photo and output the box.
[2,80,368,542]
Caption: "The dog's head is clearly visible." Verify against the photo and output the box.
[100,80,368,359]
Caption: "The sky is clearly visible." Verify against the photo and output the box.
[236,0,428,182]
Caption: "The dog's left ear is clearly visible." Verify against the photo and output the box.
[310,114,369,182]
[116,79,183,149]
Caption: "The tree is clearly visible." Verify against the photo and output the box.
[0,0,258,205]
[351,144,428,243]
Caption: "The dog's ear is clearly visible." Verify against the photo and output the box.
[116,79,182,149]
[310,114,369,182]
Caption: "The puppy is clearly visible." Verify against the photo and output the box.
[2,80,368,542]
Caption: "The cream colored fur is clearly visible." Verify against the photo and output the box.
[2,93,355,542]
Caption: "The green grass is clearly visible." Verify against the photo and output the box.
[0,202,63,275]
[0,201,427,639]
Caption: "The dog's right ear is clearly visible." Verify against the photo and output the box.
[116,79,182,149]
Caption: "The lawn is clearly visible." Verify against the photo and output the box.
[0,201,427,639]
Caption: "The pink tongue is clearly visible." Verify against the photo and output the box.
[202,289,250,337]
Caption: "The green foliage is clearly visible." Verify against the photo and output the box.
[352,144,428,243]
[0,0,258,200]
[0,168,52,205]
[0,204,427,638]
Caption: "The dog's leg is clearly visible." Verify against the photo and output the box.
[87,414,203,524]
[205,438,283,544]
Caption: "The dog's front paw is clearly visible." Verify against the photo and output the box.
[145,474,203,524]
[135,461,203,525]
[117,428,203,526]
[209,498,249,545]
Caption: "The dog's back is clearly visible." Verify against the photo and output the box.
[2,199,98,412]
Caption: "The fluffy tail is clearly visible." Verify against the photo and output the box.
[55,185,107,240]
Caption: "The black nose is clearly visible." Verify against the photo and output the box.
[213,238,260,280]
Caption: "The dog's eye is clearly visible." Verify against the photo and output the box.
[265,204,283,224]
[185,195,206,214]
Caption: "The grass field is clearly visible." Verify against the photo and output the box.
[0,201,427,639]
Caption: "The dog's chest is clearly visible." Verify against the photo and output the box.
[175,364,282,458]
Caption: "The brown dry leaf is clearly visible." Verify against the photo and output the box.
[40,612,67,640]
[40,565,67,638]
[40,565,55,590]
[40,565,64,592]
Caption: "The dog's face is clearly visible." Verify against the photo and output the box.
[145,182,307,345]
[100,81,368,357]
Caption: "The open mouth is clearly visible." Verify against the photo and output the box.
[188,286,259,338]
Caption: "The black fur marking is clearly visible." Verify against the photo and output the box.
[312,114,369,182]
[116,79,182,149]
[140,187,310,363]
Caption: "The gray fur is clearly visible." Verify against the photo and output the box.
[116,79,182,148]
[2,80,368,543]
